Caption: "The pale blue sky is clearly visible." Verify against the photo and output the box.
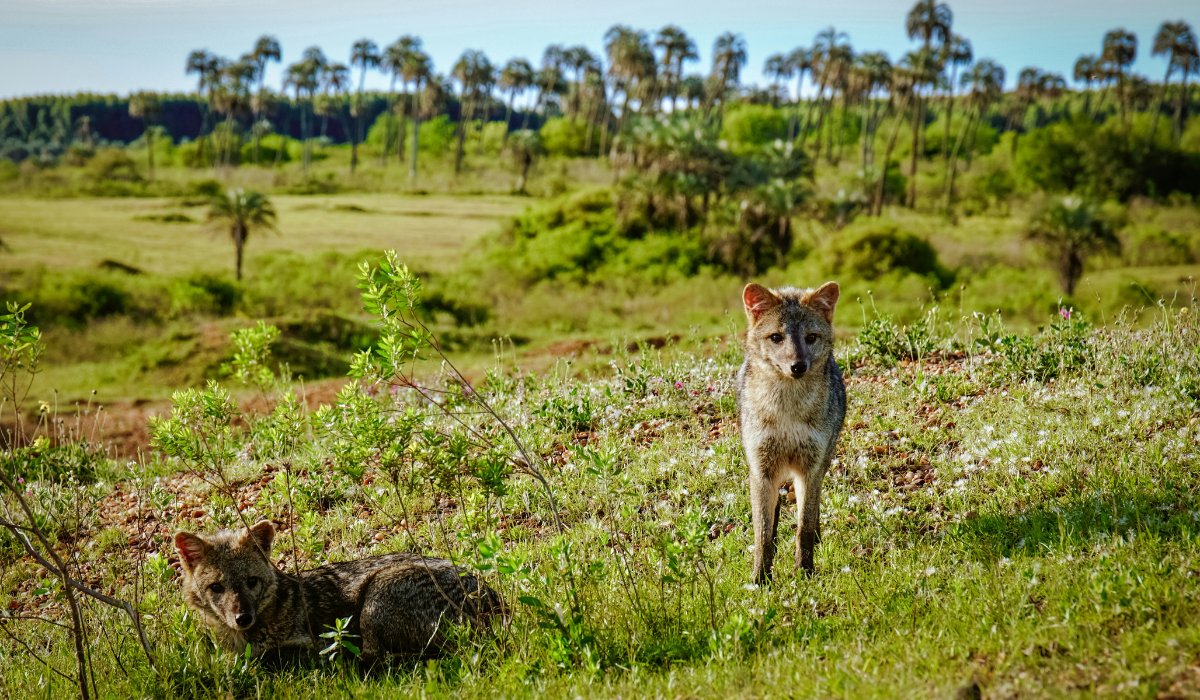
[1,0,1195,101]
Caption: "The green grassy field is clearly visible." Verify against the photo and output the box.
[1,279,1198,699]
[0,193,526,276]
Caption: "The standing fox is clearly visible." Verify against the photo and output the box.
[175,521,503,666]
[737,282,846,584]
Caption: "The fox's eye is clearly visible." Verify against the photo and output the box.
[208,583,224,595]
[246,577,259,589]
[769,333,784,344]
[805,334,819,344]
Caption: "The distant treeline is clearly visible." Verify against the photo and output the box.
[0,92,540,152]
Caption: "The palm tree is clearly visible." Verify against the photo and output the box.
[349,39,380,173]
[764,53,792,108]
[128,92,161,180]
[855,51,892,168]
[405,52,433,178]
[207,188,277,281]
[284,47,327,171]
[1101,29,1137,126]
[1073,54,1101,117]
[249,36,281,164]
[940,34,972,165]
[1009,67,1045,156]
[654,26,697,111]
[604,25,656,139]
[186,49,221,166]
[563,46,599,120]
[906,0,953,53]
[500,58,535,144]
[709,32,748,119]
[452,49,495,173]
[785,48,814,141]
[807,27,849,155]
[1150,21,1198,146]
[946,58,1004,206]
[507,130,545,193]
[381,36,423,166]
[904,0,952,206]
[213,59,253,167]
[904,47,938,207]
[1025,197,1119,296]
[873,60,918,215]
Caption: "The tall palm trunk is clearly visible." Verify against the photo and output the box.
[410,79,422,179]
[253,93,262,165]
[381,77,396,168]
[942,89,953,164]
[146,127,155,181]
[1175,67,1191,143]
[1147,61,1175,151]
[800,77,827,149]
[908,93,922,208]
[874,91,913,216]
[455,90,472,174]
[234,224,246,281]
[396,91,409,164]
[943,106,976,209]
[503,89,516,149]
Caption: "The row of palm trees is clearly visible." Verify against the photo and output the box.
[180,10,1199,195]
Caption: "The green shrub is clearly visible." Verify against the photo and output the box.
[1120,225,1195,266]
[416,115,457,154]
[829,221,949,285]
[720,105,788,150]
[857,309,940,365]
[240,134,293,165]
[540,118,588,157]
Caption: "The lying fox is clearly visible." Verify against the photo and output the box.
[737,282,846,584]
[175,521,503,665]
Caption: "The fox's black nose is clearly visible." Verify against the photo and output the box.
[790,361,809,377]
[235,613,254,628]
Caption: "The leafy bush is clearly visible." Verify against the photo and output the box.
[857,308,940,365]
[540,118,588,157]
[829,221,950,286]
[720,105,788,151]
[1016,116,1200,200]
[974,308,1095,382]
[482,188,711,286]
[1120,225,1196,266]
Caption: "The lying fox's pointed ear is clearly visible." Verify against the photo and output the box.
[802,282,840,323]
[174,532,211,573]
[241,520,275,557]
[743,284,781,324]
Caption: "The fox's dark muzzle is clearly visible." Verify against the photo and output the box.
[234,612,255,628]
[790,361,809,378]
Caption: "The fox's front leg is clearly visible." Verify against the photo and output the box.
[749,461,782,585]
[794,469,825,576]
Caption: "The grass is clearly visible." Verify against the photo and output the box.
[0,193,526,276]
[1,292,1199,699]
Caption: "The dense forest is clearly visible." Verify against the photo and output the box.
[2,10,1197,180]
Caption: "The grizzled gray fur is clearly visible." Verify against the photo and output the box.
[175,521,503,666]
[736,282,847,584]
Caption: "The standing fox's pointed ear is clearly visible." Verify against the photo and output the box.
[743,284,781,324]
[241,520,275,557]
[175,532,211,574]
[802,282,840,323]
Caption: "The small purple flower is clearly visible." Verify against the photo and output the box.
[691,390,699,396]
[17,478,24,484]
[674,381,683,389]
[1060,308,1071,321]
